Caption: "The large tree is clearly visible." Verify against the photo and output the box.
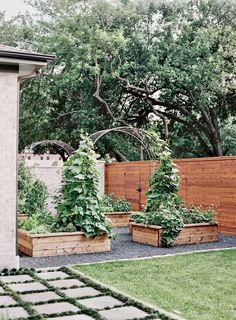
[1,0,235,158]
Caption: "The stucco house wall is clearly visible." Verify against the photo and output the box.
[0,68,19,268]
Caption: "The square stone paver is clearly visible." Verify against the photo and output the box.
[8,282,47,292]
[0,274,33,283]
[49,315,95,320]
[0,295,17,306]
[99,306,149,320]
[62,287,101,299]
[33,301,79,315]
[0,306,29,319]
[38,271,69,280]
[20,291,61,303]
[79,296,123,310]
[0,287,5,294]
[48,279,84,288]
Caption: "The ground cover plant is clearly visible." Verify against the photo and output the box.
[75,249,236,320]
[18,134,111,237]
[100,193,131,212]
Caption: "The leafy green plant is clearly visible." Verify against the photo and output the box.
[145,149,181,212]
[18,211,53,234]
[18,162,48,215]
[180,206,214,224]
[113,198,131,212]
[133,148,215,247]
[100,193,131,212]
[99,193,115,212]
[54,133,111,237]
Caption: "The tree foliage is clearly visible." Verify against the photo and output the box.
[1,0,235,158]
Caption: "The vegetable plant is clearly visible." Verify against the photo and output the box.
[18,162,48,215]
[100,193,131,212]
[113,197,131,212]
[54,133,111,237]
[133,147,215,247]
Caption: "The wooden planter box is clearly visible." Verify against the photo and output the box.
[105,212,131,227]
[131,222,218,247]
[129,218,135,233]
[18,214,29,221]
[18,229,111,257]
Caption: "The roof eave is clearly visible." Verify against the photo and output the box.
[0,51,55,63]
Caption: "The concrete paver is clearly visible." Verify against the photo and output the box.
[0,306,29,319]
[0,268,162,320]
[20,291,61,303]
[48,279,84,288]
[0,295,17,306]
[33,301,79,315]
[62,287,101,298]
[79,295,123,310]
[8,281,47,292]
[48,315,96,320]
[0,274,33,283]
[99,306,149,320]
[38,271,69,280]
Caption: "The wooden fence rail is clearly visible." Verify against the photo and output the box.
[105,156,236,235]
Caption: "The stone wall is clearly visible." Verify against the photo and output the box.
[0,69,19,268]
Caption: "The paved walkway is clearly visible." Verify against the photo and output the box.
[20,227,236,268]
[0,267,166,320]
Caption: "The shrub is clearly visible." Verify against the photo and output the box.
[54,133,111,237]
[18,161,48,215]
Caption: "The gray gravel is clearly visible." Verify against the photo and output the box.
[20,227,236,268]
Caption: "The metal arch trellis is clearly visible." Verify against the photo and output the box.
[89,126,166,160]
[23,127,166,161]
[24,140,75,157]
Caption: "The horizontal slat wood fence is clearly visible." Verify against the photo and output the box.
[105,157,236,235]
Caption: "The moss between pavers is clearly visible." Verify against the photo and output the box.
[0,267,177,320]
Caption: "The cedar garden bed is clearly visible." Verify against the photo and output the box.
[18,229,111,257]
[130,222,218,247]
[105,211,131,227]
[18,214,29,221]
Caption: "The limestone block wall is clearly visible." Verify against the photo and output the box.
[0,69,19,269]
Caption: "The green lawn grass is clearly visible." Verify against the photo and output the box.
[74,249,236,320]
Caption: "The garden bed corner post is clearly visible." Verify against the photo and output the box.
[0,45,54,269]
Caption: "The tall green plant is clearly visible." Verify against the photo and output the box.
[133,147,215,246]
[145,149,180,212]
[18,162,48,215]
[55,133,111,237]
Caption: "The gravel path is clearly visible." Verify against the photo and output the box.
[20,227,236,268]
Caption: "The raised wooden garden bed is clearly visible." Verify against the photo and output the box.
[131,222,218,247]
[18,214,29,221]
[18,229,111,257]
[105,212,131,227]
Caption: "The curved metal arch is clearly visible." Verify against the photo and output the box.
[90,126,165,160]
[25,140,75,156]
